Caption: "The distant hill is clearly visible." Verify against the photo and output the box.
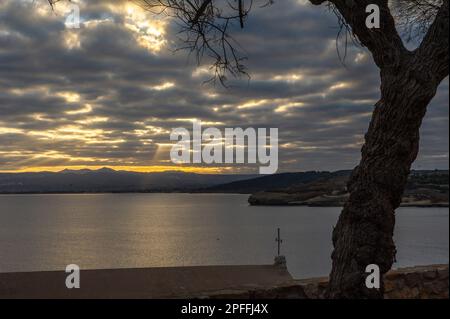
[0,168,256,194]
[246,170,449,207]
[201,170,351,193]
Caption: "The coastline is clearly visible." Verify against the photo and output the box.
[0,192,447,208]
[0,192,448,208]
[248,191,449,208]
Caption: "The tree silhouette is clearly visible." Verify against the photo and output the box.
[49,0,449,298]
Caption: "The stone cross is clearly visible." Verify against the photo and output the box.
[275,228,283,256]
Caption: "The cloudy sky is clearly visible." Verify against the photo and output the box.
[0,0,448,174]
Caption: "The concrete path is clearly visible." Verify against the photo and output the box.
[0,265,293,299]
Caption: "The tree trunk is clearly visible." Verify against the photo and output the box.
[311,0,449,299]
[327,63,441,299]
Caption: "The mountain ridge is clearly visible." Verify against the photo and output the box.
[0,169,256,194]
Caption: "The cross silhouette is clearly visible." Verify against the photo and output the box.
[275,228,283,256]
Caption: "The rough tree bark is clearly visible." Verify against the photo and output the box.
[309,0,449,298]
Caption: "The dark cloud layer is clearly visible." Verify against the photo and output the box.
[0,0,448,172]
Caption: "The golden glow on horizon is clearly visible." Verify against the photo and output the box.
[0,165,232,174]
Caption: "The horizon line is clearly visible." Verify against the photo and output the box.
[0,166,447,175]
[0,165,235,174]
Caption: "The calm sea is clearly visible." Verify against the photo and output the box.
[0,194,448,279]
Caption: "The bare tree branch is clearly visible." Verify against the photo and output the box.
[313,1,408,69]
[393,0,444,41]
[134,1,273,85]
[191,0,213,24]
[48,0,241,85]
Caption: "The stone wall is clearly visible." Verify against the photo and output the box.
[205,264,449,299]
[384,264,449,299]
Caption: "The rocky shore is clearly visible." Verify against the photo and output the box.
[249,171,449,207]
[249,191,449,207]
